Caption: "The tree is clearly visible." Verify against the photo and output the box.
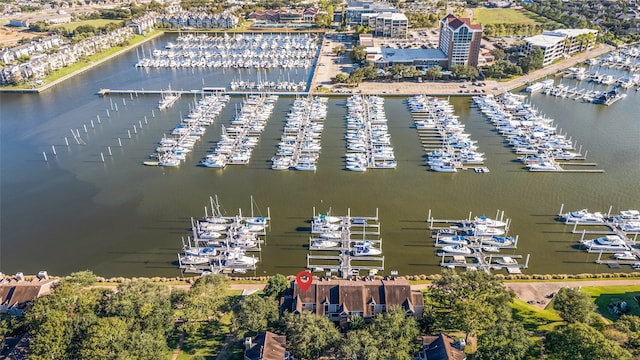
[79,317,128,359]
[179,274,229,334]
[351,45,367,62]
[552,287,596,324]
[280,311,340,359]
[332,73,348,83]
[477,320,532,360]
[545,323,633,360]
[490,48,506,61]
[607,315,640,355]
[426,66,442,81]
[65,270,97,286]
[102,280,173,337]
[264,274,289,298]
[332,45,347,56]
[234,295,279,336]
[338,306,420,359]
[427,270,514,342]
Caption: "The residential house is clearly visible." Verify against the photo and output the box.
[244,331,291,360]
[414,333,467,360]
[289,277,424,328]
[128,12,156,34]
[0,276,58,316]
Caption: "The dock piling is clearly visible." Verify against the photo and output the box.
[51,145,56,155]
[118,138,122,147]
[83,124,88,133]
[43,152,47,161]
[114,103,118,112]
[91,120,95,129]
[151,110,155,118]
[139,120,143,128]
[108,146,112,156]
[106,109,110,117]
[128,130,131,139]
[133,125,137,134]
[64,137,69,147]
[100,152,105,163]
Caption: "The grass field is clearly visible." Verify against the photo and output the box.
[472,8,562,28]
[511,298,564,332]
[581,285,640,321]
[55,19,123,32]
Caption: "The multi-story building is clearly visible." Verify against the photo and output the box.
[363,12,408,38]
[345,0,398,25]
[522,29,598,66]
[287,277,424,328]
[438,14,483,68]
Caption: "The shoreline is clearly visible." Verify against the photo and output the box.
[0,30,165,94]
[0,29,615,96]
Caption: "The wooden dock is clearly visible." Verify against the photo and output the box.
[97,88,309,97]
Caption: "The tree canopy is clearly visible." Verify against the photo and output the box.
[552,287,596,324]
[280,310,341,359]
[263,274,289,298]
[545,323,633,360]
[234,294,279,337]
[426,270,514,342]
[477,320,533,360]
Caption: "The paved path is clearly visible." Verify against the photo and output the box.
[170,330,185,360]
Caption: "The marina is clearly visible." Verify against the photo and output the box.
[271,96,328,171]
[343,95,397,171]
[306,208,385,279]
[556,204,640,268]
[427,209,529,274]
[177,196,271,275]
[135,32,320,70]
[408,95,486,172]
[1,32,640,278]
[473,92,604,173]
[201,94,278,168]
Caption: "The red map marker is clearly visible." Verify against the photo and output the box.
[296,270,313,293]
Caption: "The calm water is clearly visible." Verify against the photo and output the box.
[1,36,639,277]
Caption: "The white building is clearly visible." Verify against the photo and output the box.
[345,0,398,25]
[522,29,598,67]
[362,12,408,38]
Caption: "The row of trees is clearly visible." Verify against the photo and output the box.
[11,270,640,359]
[483,23,547,37]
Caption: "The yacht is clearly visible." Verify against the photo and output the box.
[311,238,339,248]
[473,215,507,227]
[581,235,630,251]
[495,257,518,266]
[481,236,515,247]
[441,244,473,255]
[179,255,211,265]
[563,209,605,224]
[613,251,638,261]
[351,245,382,256]
[223,248,258,267]
[619,222,640,233]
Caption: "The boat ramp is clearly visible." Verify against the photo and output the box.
[427,209,530,274]
[306,208,384,279]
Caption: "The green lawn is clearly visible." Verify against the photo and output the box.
[511,298,564,332]
[472,8,562,28]
[54,19,124,32]
[581,285,640,321]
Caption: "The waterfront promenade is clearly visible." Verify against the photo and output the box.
[310,42,616,96]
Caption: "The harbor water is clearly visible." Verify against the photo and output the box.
[1,35,639,277]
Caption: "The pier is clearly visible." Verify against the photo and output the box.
[306,208,385,278]
[98,88,310,97]
[426,209,530,273]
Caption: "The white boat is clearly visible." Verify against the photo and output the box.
[563,209,605,224]
[223,248,258,267]
[481,236,515,247]
[314,214,342,224]
[243,217,268,225]
[351,245,382,256]
[473,225,505,236]
[180,255,210,265]
[320,231,342,240]
[294,162,317,171]
[436,235,469,245]
[526,162,558,171]
[614,251,638,261]
[581,235,630,251]
[441,244,473,255]
[613,210,640,223]
[482,246,500,253]
[198,231,224,239]
[619,222,640,232]
[495,257,518,266]
[311,239,340,248]
[431,162,458,172]
[474,215,507,228]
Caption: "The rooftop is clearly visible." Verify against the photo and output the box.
[524,34,566,48]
